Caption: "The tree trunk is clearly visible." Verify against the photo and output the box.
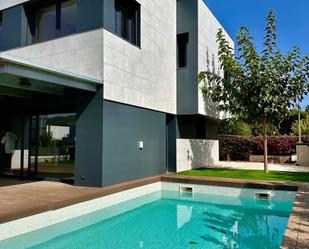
[262,117,268,173]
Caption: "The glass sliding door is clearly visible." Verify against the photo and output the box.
[29,113,76,182]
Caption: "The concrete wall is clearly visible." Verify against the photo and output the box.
[176,138,219,172]
[0,0,30,10]
[2,29,104,81]
[297,144,309,166]
[102,100,166,186]
[197,0,234,118]
[103,0,177,114]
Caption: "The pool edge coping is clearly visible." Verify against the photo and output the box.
[1,174,308,248]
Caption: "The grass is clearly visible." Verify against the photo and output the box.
[178,168,309,183]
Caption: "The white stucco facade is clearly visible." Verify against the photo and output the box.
[0,0,30,10]
[197,0,234,118]
[176,138,219,172]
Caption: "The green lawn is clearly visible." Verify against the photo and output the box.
[178,168,309,183]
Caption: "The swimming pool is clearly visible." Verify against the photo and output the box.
[0,182,296,249]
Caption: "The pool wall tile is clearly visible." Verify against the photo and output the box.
[0,182,161,241]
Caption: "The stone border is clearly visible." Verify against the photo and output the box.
[281,183,309,249]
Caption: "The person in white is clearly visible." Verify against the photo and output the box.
[1,131,18,175]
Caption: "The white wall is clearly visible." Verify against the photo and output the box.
[103,0,177,114]
[11,150,28,169]
[197,0,234,119]
[49,125,70,140]
[2,29,104,81]
[176,138,219,172]
[0,0,30,10]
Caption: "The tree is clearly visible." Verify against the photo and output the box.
[198,10,309,173]
[306,105,309,113]
[218,119,252,136]
[276,109,306,135]
[291,113,309,136]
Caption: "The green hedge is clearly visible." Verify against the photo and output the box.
[219,135,309,161]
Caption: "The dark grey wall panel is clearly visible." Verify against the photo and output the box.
[167,115,176,172]
[205,119,219,140]
[102,101,166,186]
[103,0,116,32]
[176,0,199,114]
[75,89,104,187]
[77,0,103,33]
[176,115,219,140]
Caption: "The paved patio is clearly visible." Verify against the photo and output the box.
[212,161,309,172]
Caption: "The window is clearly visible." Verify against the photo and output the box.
[177,33,189,68]
[115,0,140,46]
[36,4,57,42]
[60,0,77,36]
[0,11,3,51]
[35,0,77,42]
[0,11,3,26]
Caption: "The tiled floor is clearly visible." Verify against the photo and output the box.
[281,183,309,249]
[0,175,308,248]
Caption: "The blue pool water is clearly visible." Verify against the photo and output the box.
[0,189,295,249]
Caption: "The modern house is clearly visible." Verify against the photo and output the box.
[0,0,233,187]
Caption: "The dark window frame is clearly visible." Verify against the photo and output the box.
[177,32,189,68]
[114,0,141,47]
[0,11,3,27]
[25,0,77,43]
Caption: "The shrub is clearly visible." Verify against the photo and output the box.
[219,136,255,161]
[219,135,309,160]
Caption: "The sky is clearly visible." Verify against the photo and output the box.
[204,0,309,110]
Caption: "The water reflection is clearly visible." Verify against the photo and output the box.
[175,199,287,249]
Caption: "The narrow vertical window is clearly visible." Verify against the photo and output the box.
[36,4,57,42]
[34,0,77,43]
[0,11,3,50]
[0,11,3,26]
[177,33,189,68]
[115,0,140,46]
[60,0,77,36]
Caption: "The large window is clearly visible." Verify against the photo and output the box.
[115,0,140,46]
[35,0,77,42]
[177,33,189,68]
[0,11,3,51]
